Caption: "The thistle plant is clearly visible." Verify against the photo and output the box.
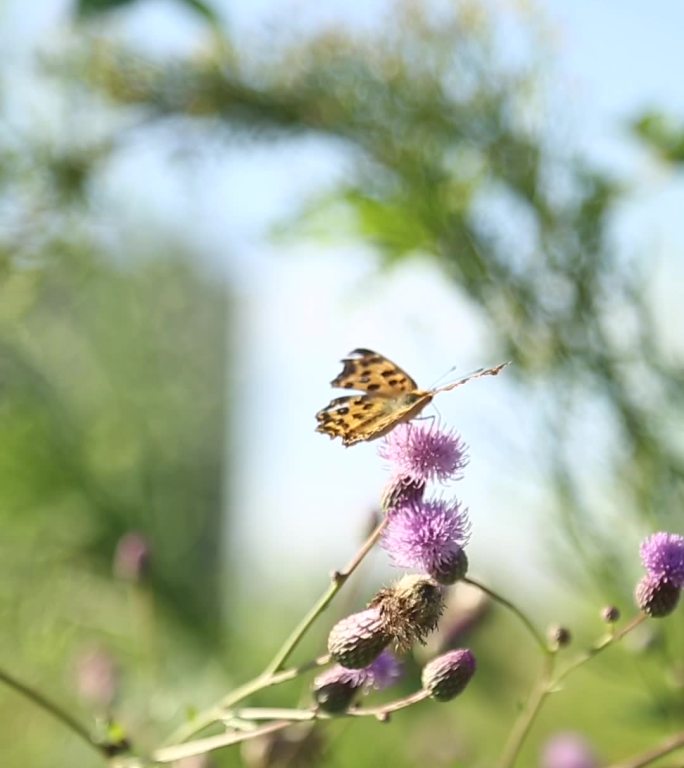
[1,416,683,767]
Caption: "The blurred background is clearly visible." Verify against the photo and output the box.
[1,0,683,766]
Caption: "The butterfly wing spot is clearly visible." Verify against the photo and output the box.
[330,349,418,394]
[316,393,394,444]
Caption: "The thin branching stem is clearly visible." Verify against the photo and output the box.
[497,611,649,768]
[606,730,684,768]
[497,653,556,768]
[463,576,549,654]
[163,516,388,746]
[229,690,430,724]
[264,515,389,675]
[156,689,432,763]
[155,720,294,763]
[552,613,647,686]
[0,667,107,761]
[163,655,328,746]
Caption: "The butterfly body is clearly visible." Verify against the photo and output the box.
[315,348,506,446]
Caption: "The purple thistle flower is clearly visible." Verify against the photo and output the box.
[381,498,471,578]
[640,532,684,588]
[540,732,598,768]
[379,423,468,485]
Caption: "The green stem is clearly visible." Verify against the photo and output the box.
[497,612,648,768]
[463,577,548,653]
[166,516,388,747]
[155,720,294,763]
[0,667,106,760]
[497,653,556,768]
[164,514,396,752]
[606,730,684,768]
[164,655,328,746]
[158,688,433,762]
[264,516,388,676]
[553,613,647,686]
[231,689,430,724]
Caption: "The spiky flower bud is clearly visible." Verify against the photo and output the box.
[327,608,392,669]
[313,680,358,714]
[421,649,476,702]
[429,548,468,585]
[547,625,572,649]
[381,476,425,512]
[371,574,445,652]
[635,573,681,618]
[601,605,620,624]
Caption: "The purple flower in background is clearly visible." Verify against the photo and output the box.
[640,532,684,588]
[541,732,597,768]
[113,531,151,583]
[382,498,470,577]
[363,649,403,690]
[74,647,118,708]
[313,650,402,713]
[315,650,402,693]
[379,423,468,484]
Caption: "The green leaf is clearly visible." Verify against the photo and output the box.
[76,0,220,26]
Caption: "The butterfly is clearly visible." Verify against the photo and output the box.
[315,348,508,446]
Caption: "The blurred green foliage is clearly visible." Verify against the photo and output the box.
[632,110,684,164]
[0,39,231,764]
[75,3,684,589]
[1,1,683,766]
[75,0,220,26]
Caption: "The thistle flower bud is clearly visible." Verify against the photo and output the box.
[421,648,476,702]
[313,680,359,714]
[312,651,402,713]
[381,476,425,512]
[635,573,681,618]
[600,605,620,624]
[327,608,392,669]
[547,625,572,649]
[429,548,468,585]
[371,574,445,652]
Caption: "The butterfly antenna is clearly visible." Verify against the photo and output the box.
[434,362,510,394]
[428,364,459,390]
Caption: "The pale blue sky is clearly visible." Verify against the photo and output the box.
[2,0,683,597]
